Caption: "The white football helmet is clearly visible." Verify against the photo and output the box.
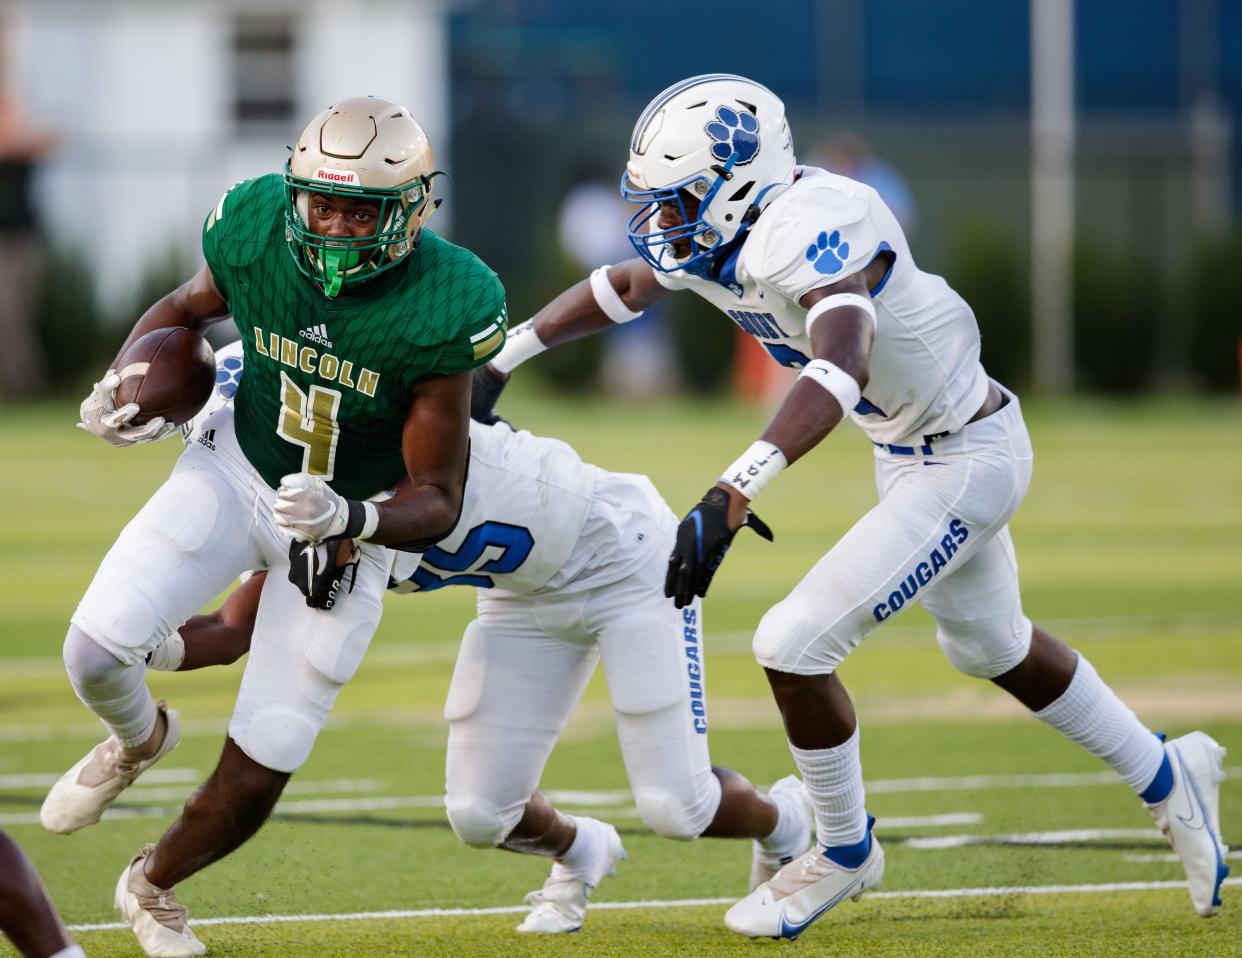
[621,74,795,273]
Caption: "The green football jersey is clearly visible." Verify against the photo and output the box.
[202,174,506,499]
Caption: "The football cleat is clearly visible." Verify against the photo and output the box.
[750,775,815,891]
[726,821,883,940]
[41,702,180,834]
[115,844,206,957]
[516,820,626,934]
[1147,731,1229,917]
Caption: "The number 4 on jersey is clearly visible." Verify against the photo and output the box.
[277,371,341,479]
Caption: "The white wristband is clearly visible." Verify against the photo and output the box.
[805,292,876,338]
[360,500,380,540]
[799,359,861,415]
[590,266,644,324]
[719,441,788,500]
[490,319,547,374]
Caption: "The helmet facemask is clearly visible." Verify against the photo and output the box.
[284,169,438,298]
[621,158,742,273]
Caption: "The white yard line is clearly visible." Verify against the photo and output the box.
[125,778,384,803]
[906,828,1163,850]
[866,767,1241,793]
[1124,851,1242,863]
[0,768,200,789]
[880,812,983,828]
[66,878,1242,933]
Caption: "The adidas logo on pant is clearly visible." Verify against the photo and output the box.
[299,324,333,348]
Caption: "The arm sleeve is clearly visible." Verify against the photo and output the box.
[751,188,885,304]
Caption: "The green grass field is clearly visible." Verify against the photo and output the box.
[2,392,1240,957]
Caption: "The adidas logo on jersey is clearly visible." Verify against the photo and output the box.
[197,428,217,451]
[299,324,333,348]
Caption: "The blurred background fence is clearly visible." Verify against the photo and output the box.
[1,0,1239,399]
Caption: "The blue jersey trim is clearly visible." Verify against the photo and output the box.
[868,242,895,296]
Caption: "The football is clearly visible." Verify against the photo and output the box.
[113,327,216,427]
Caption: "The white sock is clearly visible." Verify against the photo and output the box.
[146,630,186,672]
[49,945,87,958]
[760,785,806,852]
[789,726,868,848]
[552,816,612,886]
[1033,654,1164,794]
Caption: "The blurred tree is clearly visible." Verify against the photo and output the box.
[34,244,104,393]
[1071,234,1160,393]
[1184,230,1242,391]
[667,294,736,394]
[948,216,1030,390]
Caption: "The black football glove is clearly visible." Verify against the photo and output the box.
[288,535,361,610]
[470,364,509,426]
[664,486,774,609]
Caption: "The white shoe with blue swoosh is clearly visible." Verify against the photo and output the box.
[725,830,884,940]
[1147,731,1229,917]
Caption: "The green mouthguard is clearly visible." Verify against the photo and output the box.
[319,248,363,298]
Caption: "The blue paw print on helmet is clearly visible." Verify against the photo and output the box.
[705,106,760,165]
[215,354,244,400]
[806,230,850,275]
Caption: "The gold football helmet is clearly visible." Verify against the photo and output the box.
[285,96,441,297]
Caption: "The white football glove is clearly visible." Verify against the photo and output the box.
[77,369,176,446]
[273,472,349,542]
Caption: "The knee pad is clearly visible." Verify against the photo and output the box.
[633,777,721,842]
[935,614,1033,679]
[752,596,852,675]
[231,708,319,774]
[63,625,127,687]
[445,795,520,848]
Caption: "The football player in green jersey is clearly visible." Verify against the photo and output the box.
[44,97,506,958]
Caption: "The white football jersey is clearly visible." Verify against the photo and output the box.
[655,166,990,444]
[389,422,597,595]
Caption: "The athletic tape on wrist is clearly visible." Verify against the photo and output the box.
[490,319,547,374]
[799,359,861,415]
[590,265,644,324]
[343,500,379,540]
[719,441,788,500]
[805,292,876,338]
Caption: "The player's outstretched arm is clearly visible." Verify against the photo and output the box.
[79,266,231,447]
[274,371,472,550]
[173,571,266,670]
[471,258,671,423]
[665,272,875,607]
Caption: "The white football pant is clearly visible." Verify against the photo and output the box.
[754,383,1035,679]
[444,524,721,846]
[71,406,390,772]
